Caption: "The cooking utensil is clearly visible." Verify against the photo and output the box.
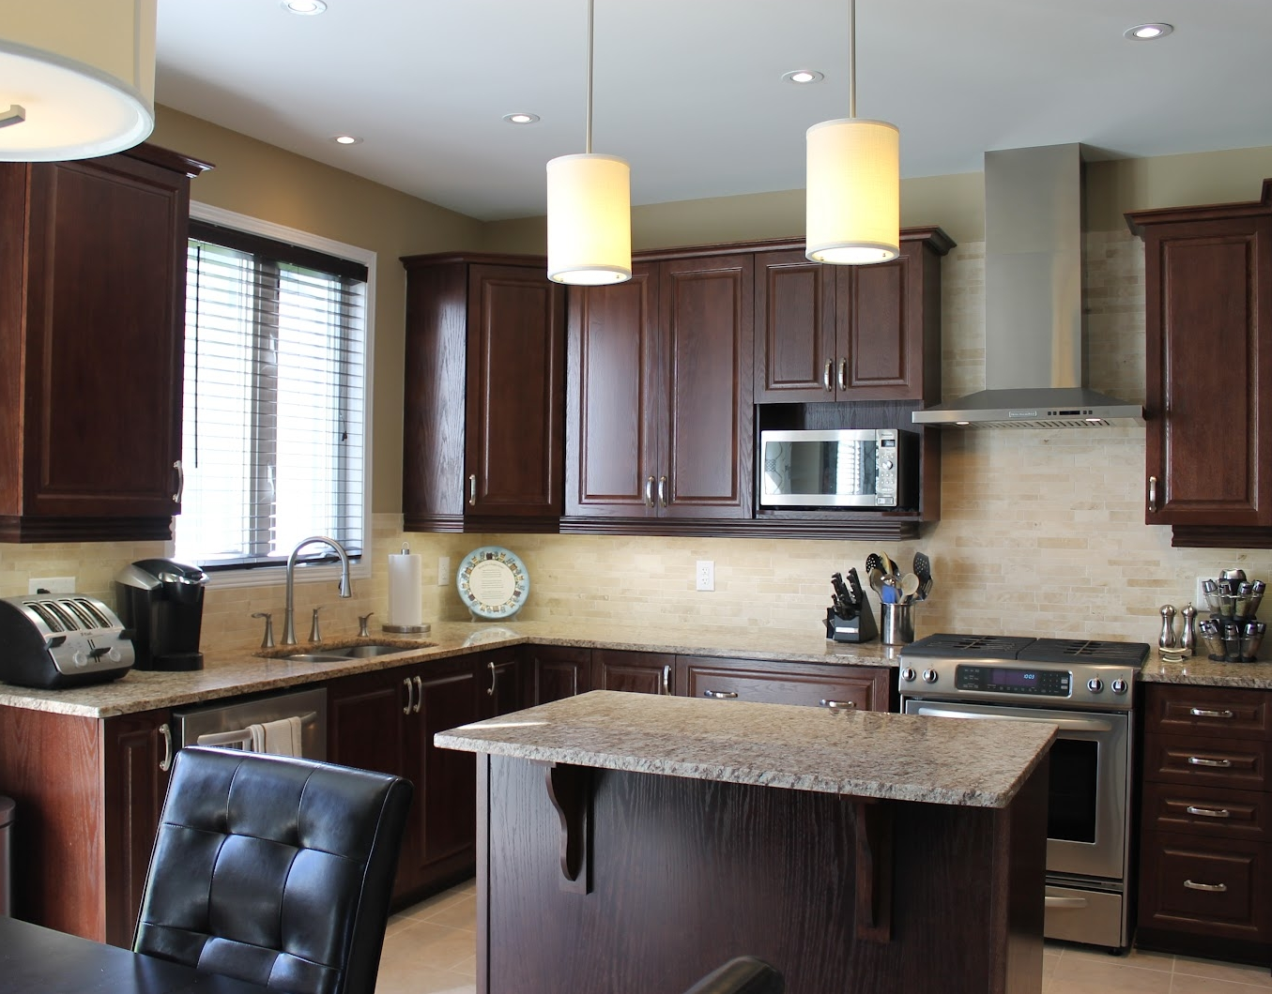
[900,572,920,600]
[868,568,884,594]
[864,553,883,575]
[880,552,897,578]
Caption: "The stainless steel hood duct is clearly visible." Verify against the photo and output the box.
[912,144,1143,429]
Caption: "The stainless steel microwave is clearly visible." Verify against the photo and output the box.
[759,428,918,508]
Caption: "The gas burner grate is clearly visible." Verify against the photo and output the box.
[902,633,1036,659]
[1019,638,1150,666]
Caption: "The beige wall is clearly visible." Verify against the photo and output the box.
[1,120,1271,657]
[150,106,486,513]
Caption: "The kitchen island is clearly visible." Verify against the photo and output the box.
[437,690,1055,994]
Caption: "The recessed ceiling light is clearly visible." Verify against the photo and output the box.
[332,135,361,145]
[782,69,824,85]
[282,0,327,14]
[502,113,540,125]
[1124,23,1173,40]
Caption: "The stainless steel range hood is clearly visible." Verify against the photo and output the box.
[913,144,1143,429]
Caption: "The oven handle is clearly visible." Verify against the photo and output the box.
[912,706,1113,733]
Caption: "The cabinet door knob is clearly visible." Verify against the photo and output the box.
[172,460,184,504]
[703,689,738,700]
[468,474,478,506]
[657,476,668,508]
[821,699,856,711]
[1187,755,1232,768]
[1183,880,1227,893]
[1147,475,1158,513]
[823,360,833,391]
[403,677,413,716]
[412,675,423,714]
[1185,805,1231,819]
[487,660,498,697]
[643,476,655,508]
[837,358,847,391]
[1189,707,1234,719]
[661,664,671,696]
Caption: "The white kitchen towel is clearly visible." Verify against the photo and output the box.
[247,723,266,753]
[258,717,303,757]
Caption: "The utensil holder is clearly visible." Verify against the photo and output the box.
[879,602,914,646]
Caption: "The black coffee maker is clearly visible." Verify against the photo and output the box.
[114,559,208,671]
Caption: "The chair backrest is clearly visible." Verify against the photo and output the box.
[134,746,413,994]
[682,956,784,994]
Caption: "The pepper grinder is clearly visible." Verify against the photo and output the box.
[1179,603,1197,656]
[1158,604,1178,650]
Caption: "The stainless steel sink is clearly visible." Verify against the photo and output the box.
[279,643,433,663]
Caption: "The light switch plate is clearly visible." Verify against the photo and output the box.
[438,557,451,586]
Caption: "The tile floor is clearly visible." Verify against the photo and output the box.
[376,878,1271,994]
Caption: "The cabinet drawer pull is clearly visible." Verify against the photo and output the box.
[158,722,172,773]
[1189,707,1235,719]
[413,675,423,714]
[1185,805,1232,819]
[1187,756,1233,768]
[823,360,833,391]
[1183,880,1228,893]
[468,474,478,506]
[644,476,655,508]
[821,699,856,711]
[487,660,497,697]
[1147,475,1157,513]
[403,677,413,715]
[703,690,738,700]
[661,664,671,696]
[837,358,847,391]
[657,476,668,508]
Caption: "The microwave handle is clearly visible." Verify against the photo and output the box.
[912,706,1112,733]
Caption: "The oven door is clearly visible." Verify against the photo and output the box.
[902,698,1130,881]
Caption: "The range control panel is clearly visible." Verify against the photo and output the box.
[955,664,1070,697]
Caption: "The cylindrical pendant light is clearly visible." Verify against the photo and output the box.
[805,0,899,265]
[0,0,156,162]
[546,0,632,285]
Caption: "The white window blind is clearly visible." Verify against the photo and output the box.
[175,220,367,570]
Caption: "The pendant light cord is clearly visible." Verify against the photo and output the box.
[584,0,595,154]
[848,0,857,120]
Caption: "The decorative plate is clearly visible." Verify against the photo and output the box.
[457,546,529,620]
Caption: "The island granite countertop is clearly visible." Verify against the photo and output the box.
[0,621,901,718]
[435,689,1057,809]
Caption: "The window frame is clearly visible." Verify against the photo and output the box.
[172,201,377,590]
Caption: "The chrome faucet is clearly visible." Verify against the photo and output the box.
[282,535,353,645]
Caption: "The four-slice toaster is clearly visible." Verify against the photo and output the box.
[0,595,135,689]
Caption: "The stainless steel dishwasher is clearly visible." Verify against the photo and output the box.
[172,686,328,759]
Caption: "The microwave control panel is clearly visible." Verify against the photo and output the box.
[875,430,898,504]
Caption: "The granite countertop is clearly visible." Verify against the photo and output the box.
[1138,653,1272,688]
[435,689,1056,809]
[0,621,900,718]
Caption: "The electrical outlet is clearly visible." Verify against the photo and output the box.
[438,556,451,586]
[695,560,714,592]
[29,576,75,594]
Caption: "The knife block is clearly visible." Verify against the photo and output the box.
[824,605,879,643]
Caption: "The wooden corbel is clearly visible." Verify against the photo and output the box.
[854,799,894,942]
[542,762,592,894]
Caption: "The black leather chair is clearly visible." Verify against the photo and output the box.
[133,746,412,994]
[683,957,784,994]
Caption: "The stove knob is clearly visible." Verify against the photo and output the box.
[900,667,916,683]
[922,669,938,684]
[1111,678,1128,695]
[1087,678,1104,693]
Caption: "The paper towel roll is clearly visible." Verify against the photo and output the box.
[387,553,424,629]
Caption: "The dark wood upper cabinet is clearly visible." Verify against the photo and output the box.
[1128,186,1272,547]
[0,144,209,542]
[565,252,754,524]
[401,255,565,532]
[754,228,952,404]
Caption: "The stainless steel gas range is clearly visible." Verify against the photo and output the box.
[898,633,1150,952]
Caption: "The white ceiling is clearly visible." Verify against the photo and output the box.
[155,0,1272,222]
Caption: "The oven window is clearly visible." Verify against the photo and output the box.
[1047,738,1099,844]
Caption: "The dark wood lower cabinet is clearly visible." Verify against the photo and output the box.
[0,705,171,946]
[678,656,892,712]
[527,645,592,704]
[592,649,675,696]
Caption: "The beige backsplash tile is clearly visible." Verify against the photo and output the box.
[0,229,1268,653]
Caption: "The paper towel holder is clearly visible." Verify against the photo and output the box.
[383,622,431,634]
